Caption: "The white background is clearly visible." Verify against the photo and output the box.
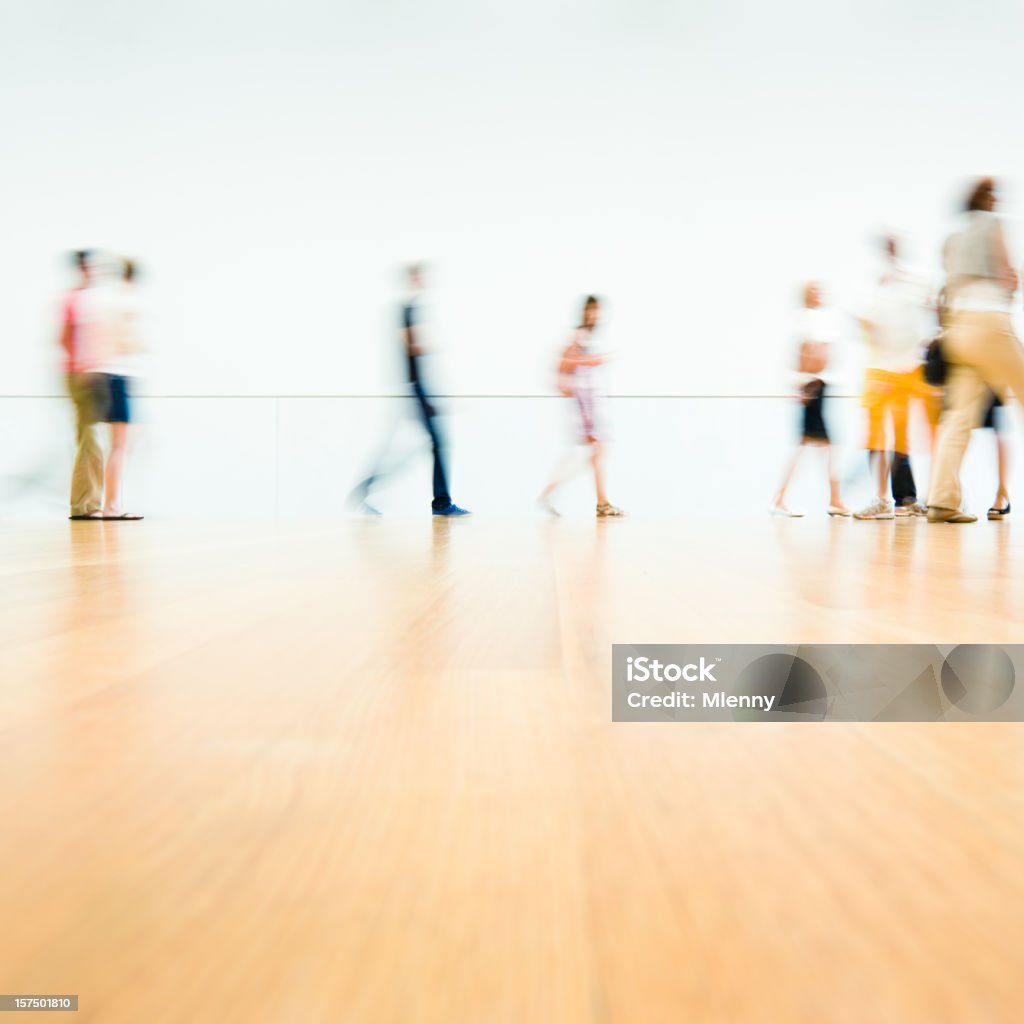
[3,1,1024,518]
[4,0,1024,399]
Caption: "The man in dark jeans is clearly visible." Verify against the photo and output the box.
[349,264,471,517]
[891,452,921,512]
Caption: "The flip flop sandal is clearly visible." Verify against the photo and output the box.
[100,512,144,520]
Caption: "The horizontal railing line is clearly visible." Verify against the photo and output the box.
[0,392,873,400]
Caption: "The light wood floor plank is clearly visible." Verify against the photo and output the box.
[0,518,1021,1022]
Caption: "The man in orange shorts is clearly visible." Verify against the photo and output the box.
[855,237,936,519]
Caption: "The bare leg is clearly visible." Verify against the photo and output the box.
[870,449,889,502]
[589,439,608,506]
[541,446,587,503]
[825,445,847,511]
[994,433,1010,508]
[103,423,128,513]
[773,444,804,507]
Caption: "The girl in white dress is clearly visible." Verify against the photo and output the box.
[771,282,850,517]
[539,296,625,517]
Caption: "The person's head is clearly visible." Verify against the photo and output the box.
[581,295,601,328]
[122,258,136,283]
[803,281,822,309]
[881,234,899,262]
[966,177,998,213]
[406,263,425,291]
[72,249,92,285]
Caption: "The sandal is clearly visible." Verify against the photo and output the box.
[988,501,1011,520]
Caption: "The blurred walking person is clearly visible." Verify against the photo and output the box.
[538,296,624,518]
[771,282,849,517]
[60,250,104,520]
[929,178,1021,523]
[93,258,144,520]
[854,236,933,519]
[349,264,470,517]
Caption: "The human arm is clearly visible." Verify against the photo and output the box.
[991,219,1018,293]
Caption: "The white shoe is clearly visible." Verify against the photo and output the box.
[827,505,851,517]
[854,498,895,520]
[771,503,804,518]
[536,496,561,518]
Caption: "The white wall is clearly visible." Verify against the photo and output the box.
[4,0,1024,402]
[1,395,1018,520]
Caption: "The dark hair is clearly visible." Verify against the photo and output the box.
[122,258,137,282]
[580,295,600,328]
[966,177,996,213]
[72,250,91,271]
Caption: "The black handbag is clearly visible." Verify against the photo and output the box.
[924,335,947,387]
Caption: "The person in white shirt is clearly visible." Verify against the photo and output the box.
[929,177,1021,523]
[91,258,144,520]
[771,282,849,517]
[854,236,934,520]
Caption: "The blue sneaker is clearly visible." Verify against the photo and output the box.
[432,503,472,517]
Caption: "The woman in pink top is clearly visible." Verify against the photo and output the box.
[61,251,105,519]
[539,296,625,518]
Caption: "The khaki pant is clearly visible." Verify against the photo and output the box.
[929,310,1024,510]
[67,372,103,516]
[910,363,944,437]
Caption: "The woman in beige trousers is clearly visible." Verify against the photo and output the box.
[928,178,1022,523]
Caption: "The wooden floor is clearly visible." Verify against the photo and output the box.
[1,516,1023,1023]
